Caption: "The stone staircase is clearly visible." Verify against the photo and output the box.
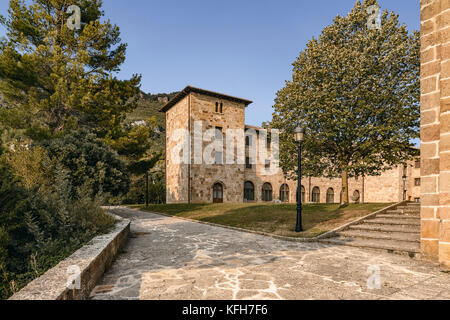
[321,202,421,258]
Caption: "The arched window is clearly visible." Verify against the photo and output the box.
[352,190,360,204]
[280,184,289,202]
[326,188,334,204]
[244,181,255,202]
[262,183,273,202]
[213,183,223,203]
[312,187,320,203]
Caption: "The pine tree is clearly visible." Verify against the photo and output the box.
[271,0,420,204]
[0,0,141,141]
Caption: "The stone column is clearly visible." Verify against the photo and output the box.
[420,0,450,269]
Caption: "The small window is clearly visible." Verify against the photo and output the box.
[246,157,252,169]
[415,160,420,169]
[215,127,223,141]
[265,160,271,169]
[245,135,252,147]
[266,137,271,149]
[215,102,223,113]
[215,151,223,165]
[415,178,421,186]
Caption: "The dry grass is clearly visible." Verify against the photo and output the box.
[134,203,391,238]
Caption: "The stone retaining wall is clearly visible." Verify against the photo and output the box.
[9,214,130,300]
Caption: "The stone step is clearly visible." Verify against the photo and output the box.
[321,237,420,257]
[396,206,421,212]
[365,218,420,226]
[338,230,420,243]
[376,214,420,220]
[349,224,419,233]
[407,203,421,206]
[386,210,420,217]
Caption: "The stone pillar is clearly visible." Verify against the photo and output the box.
[420,0,450,269]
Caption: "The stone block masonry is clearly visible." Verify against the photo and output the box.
[420,0,450,269]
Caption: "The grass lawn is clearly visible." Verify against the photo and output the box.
[133,203,391,238]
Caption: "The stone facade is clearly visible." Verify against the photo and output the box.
[420,0,450,269]
[164,86,421,206]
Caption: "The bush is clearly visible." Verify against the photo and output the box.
[39,130,130,198]
[0,144,115,300]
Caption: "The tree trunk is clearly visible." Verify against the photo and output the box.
[342,170,349,205]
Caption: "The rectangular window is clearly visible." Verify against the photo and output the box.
[415,178,421,186]
[215,151,223,165]
[246,135,252,147]
[215,102,223,114]
[415,160,420,169]
[265,160,271,169]
[215,127,223,141]
[246,157,252,169]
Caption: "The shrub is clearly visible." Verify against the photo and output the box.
[0,144,115,300]
[39,130,130,198]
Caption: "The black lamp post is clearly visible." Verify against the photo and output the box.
[294,126,305,232]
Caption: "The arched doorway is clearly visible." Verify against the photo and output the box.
[213,183,223,203]
[244,181,255,202]
[262,183,273,202]
[312,187,320,203]
[280,184,289,202]
[326,188,334,204]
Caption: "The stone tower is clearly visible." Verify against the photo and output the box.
[161,86,253,204]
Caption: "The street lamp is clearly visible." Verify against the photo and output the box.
[294,126,305,232]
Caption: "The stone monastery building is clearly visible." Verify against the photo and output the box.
[162,86,420,205]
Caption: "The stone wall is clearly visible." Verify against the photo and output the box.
[165,95,189,203]
[189,92,247,203]
[10,214,130,300]
[420,0,450,269]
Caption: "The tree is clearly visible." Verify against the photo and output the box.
[38,129,130,198]
[0,0,141,141]
[271,0,420,204]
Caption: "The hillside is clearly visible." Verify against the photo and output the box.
[125,91,179,154]
[125,91,179,128]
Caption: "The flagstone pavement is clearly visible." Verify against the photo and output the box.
[90,207,450,300]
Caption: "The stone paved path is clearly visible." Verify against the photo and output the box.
[90,207,450,300]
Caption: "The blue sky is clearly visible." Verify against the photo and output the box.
[0,0,420,127]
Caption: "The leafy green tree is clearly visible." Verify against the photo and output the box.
[0,0,141,141]
[271,0,420,204]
